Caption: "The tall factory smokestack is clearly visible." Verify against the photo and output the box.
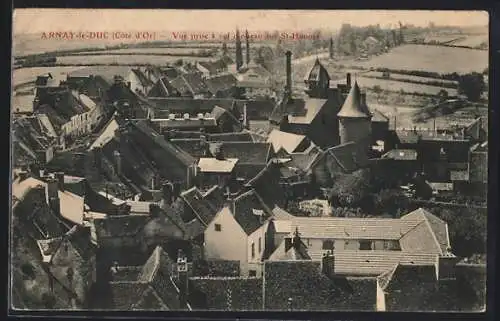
[285,51,292,98]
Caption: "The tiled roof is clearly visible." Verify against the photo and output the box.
[244,160,287,208]
[401,208,451,255]
[271,206,296,221]
[205,74,237,94]
[233,189,272,235]
[131,68,154,87]
[378,263,437,292]
[337,82,372,118]
[180,187,219,226]
[93,215,150,239]
[188,276,262,310]
[130,120,196,167]
[308,250,439,276]
[169,73,209,96]
[198,60,227,74]
[63,225,95,260]
[287,98,329,124]
[288,216,423,240]
[382,149,418,161]
[209,132,254,142]
[313,141,369,174]
[371,109,389,123]
[88,116,120,151]
[267,129,307,154]
[288,145,323,172]
[170,138,207,158]
[211,142,272,164]
[198,158,238,173]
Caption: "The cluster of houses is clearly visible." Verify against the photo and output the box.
[11,33,487,311]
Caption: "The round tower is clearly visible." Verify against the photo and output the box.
[337,81,372,151]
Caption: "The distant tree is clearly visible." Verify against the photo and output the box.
[372,85,383,93]
[458,72,486,102]
[437,89,449,101]
[174,59,183,66]
[391,30,398,46]
[328,169,371,207]
[222,42,228,55]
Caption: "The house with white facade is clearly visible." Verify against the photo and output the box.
[203,189,274,277]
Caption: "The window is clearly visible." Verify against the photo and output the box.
[322,240,334,250]
[359,240,372,250]
[251,242,255,259]
[258,237,262,253]
[214,224,221,232]
[249,270,257,277]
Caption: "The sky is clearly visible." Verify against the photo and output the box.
[13,9,488,35]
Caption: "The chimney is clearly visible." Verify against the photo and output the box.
[285,51,292,98]
[177,249,189,309]
[279,114,289,131]
[55,172,65,191]
[346,73,352,89]
[161,182,174,205]
[45,178,60,214]
[214,145,225,161]
[321,250,335,277]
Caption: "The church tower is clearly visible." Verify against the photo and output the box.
[304,58,330,98]
[337,80,372,151]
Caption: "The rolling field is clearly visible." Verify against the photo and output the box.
[56,54,213,65]
[448,35,488,47]
[363,71,458,87]
[355,77,458,96]
[12,66,86,86]
[351,44,488,75]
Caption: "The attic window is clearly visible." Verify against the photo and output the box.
[214,224,221,232]
[359,240,372,250]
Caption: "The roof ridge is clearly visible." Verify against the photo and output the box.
[422,216,444,256]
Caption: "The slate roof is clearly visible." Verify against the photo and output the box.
[62,225,95,260]
[304,58,330,82]
[130,120,197,167]
[180,187,220,226]
[268,238,311,261]
[337,82,372,118]
[198,60,227,74]
[312,141,369,173]
[287,98,329,124]
[232,189,272,235]
[271,206,297,221]
[287,145,323,172]
[210,142,272,164]
[209,131,254,142]
[382,149,418,161]
[267,129,307,154]
[93,215,150,239]
[170,138,207,158]
[169,73,209,96]
[205,74,237,94]
[188,276,262,310]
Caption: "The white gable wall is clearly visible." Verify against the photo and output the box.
[204,207,248,275]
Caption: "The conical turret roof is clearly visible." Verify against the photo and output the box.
[304,58,330,82]
[337,81,372,118]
